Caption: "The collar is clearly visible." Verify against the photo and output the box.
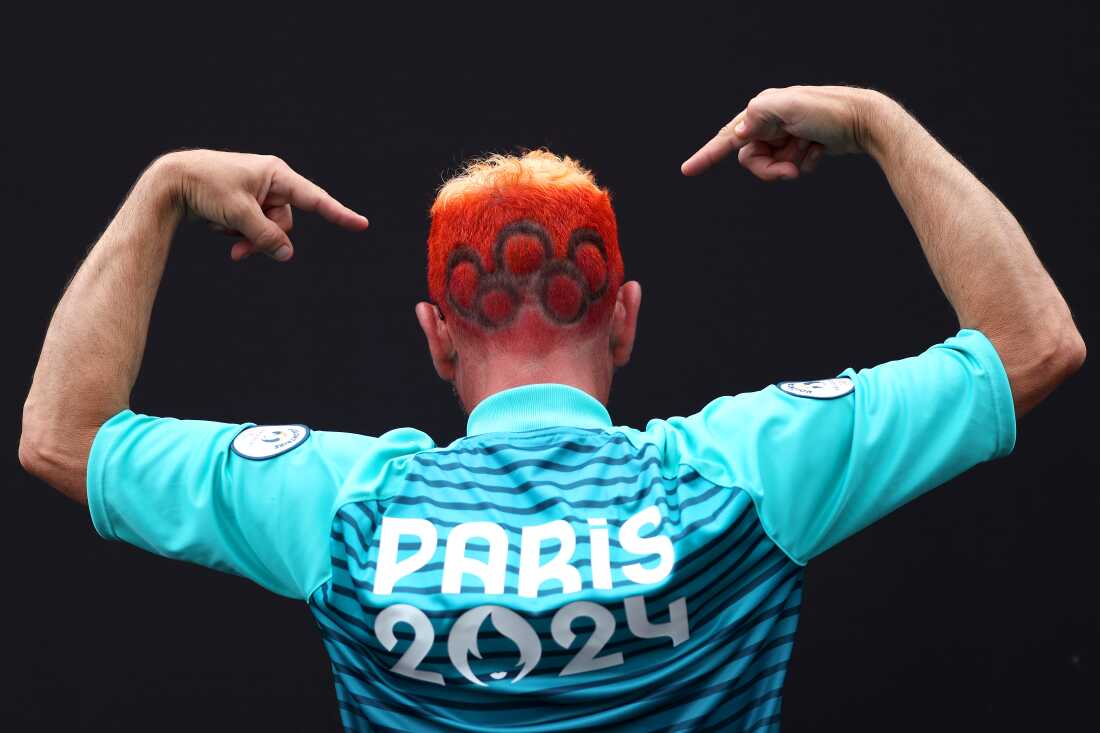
[466,383,613,436]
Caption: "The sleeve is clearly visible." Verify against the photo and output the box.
[86,410,383,600]
[660,328,1017,564]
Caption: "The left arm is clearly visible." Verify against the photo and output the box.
[19,150,369,503]
[680,85,1085,416]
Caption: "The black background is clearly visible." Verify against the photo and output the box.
[3,6,1097,731]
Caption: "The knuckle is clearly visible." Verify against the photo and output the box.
[225,197,253,222]
[264,155,287,178]
[255,228,285,250]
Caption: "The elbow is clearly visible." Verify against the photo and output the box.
[18,404,46,480]
[998,320,1086,417]
[1067,330,1086,373]
[18,428,54,485]
[1052,324,1086,380]
[19,405,59,485]
[18,403,91,504]
[1025,323,1086,408]
[17,434,40,478]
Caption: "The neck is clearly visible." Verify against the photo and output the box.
[456,347,612,413]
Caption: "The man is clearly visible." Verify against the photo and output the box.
[20,85,1084,731]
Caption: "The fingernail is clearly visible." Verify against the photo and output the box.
[735,120,747,135]
[273,245,291,261]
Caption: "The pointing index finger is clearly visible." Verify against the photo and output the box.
[270,164,370,231]
[681,112,751,176]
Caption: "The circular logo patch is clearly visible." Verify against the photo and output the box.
[777,378,854,400]
[231,424,311,460]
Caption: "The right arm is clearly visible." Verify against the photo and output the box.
[18,149,382,599]
[681,85,1085,416]
[19,149,369,503]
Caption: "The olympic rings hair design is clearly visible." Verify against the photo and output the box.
[444,220,612,330]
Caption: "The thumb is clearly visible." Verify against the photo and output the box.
[735,97,788,142]
[235,198,294,261]
[731,112,756,139]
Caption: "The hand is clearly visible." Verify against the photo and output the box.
[154,149,370,261]
[680,85,886,182]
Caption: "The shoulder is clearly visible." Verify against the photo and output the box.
[321,425,436,464]
[214,421,437,507]
[610,381,857,482]
[220,421,434,466]
[625,379,854,440]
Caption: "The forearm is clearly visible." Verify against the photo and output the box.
[860,93,1085,414]
[20,155,183,502]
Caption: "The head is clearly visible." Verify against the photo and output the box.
[415,150,642,413]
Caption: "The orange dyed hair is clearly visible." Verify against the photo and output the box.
[427,150,623,333]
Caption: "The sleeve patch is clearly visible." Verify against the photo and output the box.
[231,424,311,460]
[777,377,854,400]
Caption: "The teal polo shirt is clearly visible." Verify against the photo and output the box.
[87,328,1015,732]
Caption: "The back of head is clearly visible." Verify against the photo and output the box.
[427,150,624,352]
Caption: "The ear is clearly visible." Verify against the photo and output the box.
[415,302,457,381]
[610,280,642,367]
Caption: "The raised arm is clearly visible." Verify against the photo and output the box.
[681,85,1085,416]
[19,150,370,503]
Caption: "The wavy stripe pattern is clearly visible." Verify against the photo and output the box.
[310,426,802,732]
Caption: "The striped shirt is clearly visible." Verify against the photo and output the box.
[88,329,1016,731]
